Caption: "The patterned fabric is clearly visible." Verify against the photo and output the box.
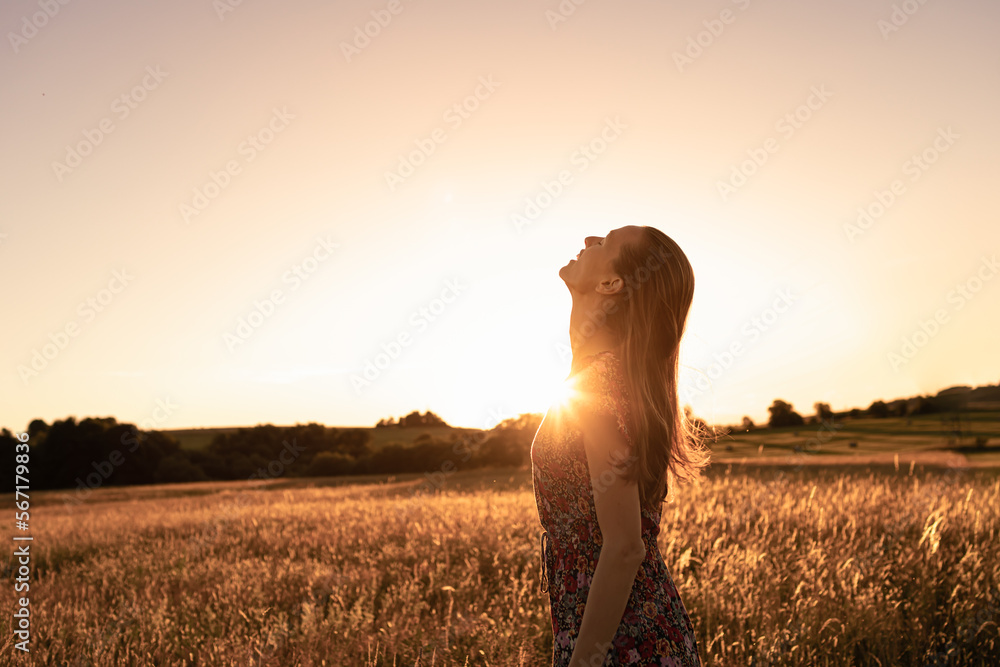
[531,350,702,667]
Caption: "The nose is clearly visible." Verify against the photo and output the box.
[584,236,601,248]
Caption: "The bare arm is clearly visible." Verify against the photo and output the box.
[568,409,646,666]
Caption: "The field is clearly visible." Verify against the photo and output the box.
[714,411,1000,465]
[2,457,999,666]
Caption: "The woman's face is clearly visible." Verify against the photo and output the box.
[559,225,643,294]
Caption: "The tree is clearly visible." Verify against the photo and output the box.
[741,416,755,431]
[814,402,834,422]
[388,410,449,428]
[868,400,889,418]
[27,419,49,440]
[492,413,543,433]
[768,400,804,428]
[306,452,355,477]
[154,455,208,484]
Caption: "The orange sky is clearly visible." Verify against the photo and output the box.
[2,0,998,432]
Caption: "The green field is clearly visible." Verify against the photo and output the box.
[710,411,1000,465]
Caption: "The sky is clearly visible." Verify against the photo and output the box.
[1,0,998,432]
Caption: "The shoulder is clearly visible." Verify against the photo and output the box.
[572,352,634,460]
[574,352,628,413]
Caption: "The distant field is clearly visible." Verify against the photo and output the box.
[164,412,1000,465]
[711,411,1000,465]
[5,462,998,666]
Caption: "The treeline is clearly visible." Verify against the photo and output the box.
[0,414,542,494]
[375,409,449,428]
[751,383,1000,430]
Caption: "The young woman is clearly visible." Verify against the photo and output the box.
[531,225,710,666]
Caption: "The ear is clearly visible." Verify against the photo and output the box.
[595,274,624,296]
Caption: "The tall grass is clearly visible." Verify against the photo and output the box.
[1,465,997,666]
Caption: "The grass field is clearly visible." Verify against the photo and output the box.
[2,459,998,666]
[711,411,1000,466]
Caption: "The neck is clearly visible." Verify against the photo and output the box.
[568,293,620,368]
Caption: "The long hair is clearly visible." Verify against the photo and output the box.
[602,226,711,506]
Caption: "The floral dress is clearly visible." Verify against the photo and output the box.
[530,350,701,667]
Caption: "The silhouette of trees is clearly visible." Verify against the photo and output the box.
[306,452,356,477]
[768,400,804,428]
[0,416,199,493]
[814,403,834,422]
[741,416,755,431]
[868,400,889,418]
[375,410,449,428]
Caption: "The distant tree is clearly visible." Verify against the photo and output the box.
[477,430,529,468]
[868,400,889,418]
[27,419,48,440]
[768,400,805,428]
[886,400,908,417]
[0,429,21,494]
[154,455,208,484]
[306,452,355,477]
[492,413,543,433]
[741,416,755,431]
[397,410,449,428]
[848,408,864,419]
[906,396,936,415]
[814,402,834,422]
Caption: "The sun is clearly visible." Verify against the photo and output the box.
[551,375,581,410]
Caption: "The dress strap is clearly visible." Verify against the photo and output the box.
[538,530,550,594]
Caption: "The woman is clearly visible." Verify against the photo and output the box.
[531,225,710,666]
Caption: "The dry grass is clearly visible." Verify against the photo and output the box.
[1,464,998,666]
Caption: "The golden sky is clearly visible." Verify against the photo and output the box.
[2,0,998,431]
